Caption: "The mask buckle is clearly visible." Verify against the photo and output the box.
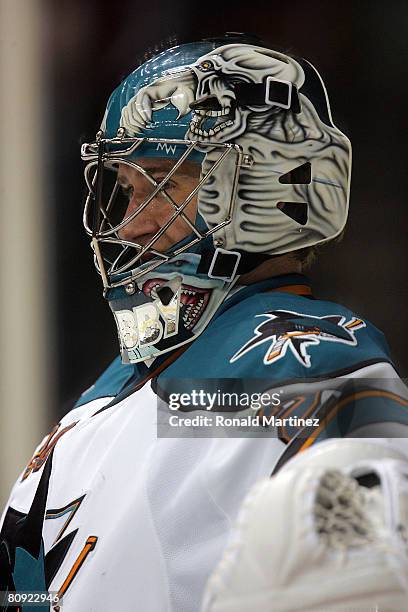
[207,248,241,281]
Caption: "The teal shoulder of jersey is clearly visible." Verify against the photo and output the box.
[159,274,392,383]
[75,274,392,407]
[74,356,137,408]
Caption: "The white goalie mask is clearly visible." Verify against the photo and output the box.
[81,37,352,364]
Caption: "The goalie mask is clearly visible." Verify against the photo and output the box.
[81,37,351,364]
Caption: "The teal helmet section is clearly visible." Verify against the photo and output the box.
[101,41,218,161]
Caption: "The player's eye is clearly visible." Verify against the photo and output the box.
[156,177,177,191]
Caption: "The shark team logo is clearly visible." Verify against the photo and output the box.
[230,310,366,367]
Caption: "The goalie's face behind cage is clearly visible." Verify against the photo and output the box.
[81,139,242,365]
[116,158,201,254]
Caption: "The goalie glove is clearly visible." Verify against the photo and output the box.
[202,440,408,612]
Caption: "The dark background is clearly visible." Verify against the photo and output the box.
[44,0,408,415]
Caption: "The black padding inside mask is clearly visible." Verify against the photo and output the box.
[156,285,175,306]
[279,162,311,185]
[277,201,308,225]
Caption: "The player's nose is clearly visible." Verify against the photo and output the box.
[118,193,160,244]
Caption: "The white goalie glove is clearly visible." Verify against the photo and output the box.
[202,439,408,612]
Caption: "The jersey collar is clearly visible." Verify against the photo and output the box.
[215,273,313,319]
[90,273,313,411]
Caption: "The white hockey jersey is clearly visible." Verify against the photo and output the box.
[1,274,407,611]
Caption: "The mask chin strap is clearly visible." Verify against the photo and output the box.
[197,248,275,282]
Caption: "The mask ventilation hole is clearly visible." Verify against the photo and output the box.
[354,472,381,489]
[279,162,311,184]
[156,286,175,306]
[277,201,308,225]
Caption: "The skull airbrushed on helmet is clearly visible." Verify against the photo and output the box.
[81,36,351,363]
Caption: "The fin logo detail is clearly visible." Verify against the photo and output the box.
[230,310,366,367]
[22,421,78,481]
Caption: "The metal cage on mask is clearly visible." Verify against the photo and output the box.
[81,133,247,291]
